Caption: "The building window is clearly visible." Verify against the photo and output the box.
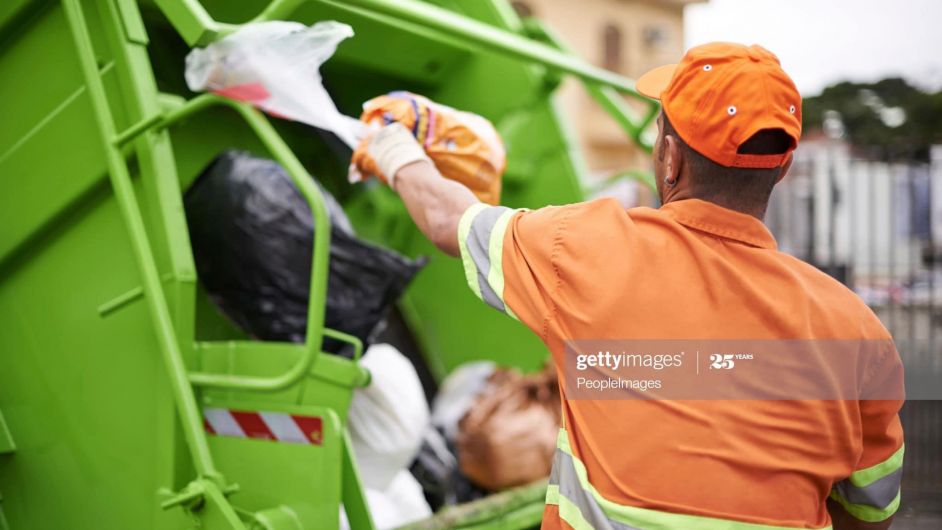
[642,25,668,51]
[511,1,533,18]
[602,24,623,71]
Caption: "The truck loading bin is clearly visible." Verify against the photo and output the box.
[0,0,656,528]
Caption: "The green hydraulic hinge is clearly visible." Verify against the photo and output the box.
[0,408,14,454]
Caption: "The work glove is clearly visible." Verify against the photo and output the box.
[349,91,505,204]
[350,122,431,189]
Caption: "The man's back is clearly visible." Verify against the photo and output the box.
[485,197,905,528]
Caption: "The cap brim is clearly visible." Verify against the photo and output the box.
[636,64,677,100]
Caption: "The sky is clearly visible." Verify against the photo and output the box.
[684,0,942,96]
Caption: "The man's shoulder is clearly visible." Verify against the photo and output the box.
[519,198,633,239]
[773,252,890,338]
[528,198,672,231]
[529,197,625,219]
[774,250,852,293]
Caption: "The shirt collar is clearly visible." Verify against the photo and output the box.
[658,199,778,250]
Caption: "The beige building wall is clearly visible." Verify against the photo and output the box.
[512,0,701,185]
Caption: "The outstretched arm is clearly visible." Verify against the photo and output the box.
[395,160,479,257]
[355,121,567,337]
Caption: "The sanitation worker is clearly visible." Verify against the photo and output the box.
[352,43,904,530]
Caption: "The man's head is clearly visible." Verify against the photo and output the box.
[638,43,802,219]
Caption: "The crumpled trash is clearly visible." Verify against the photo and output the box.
[457,365,560,491]
[185,21,365,148]
[184,151,424,352]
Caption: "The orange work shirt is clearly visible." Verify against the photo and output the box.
[457,198,904,530]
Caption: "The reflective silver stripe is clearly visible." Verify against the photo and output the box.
[550,449,640,530]
[465,206,510,311]
[458,204,488,301]
[460,205,522,315]
[833,468,902,511]
[549,451,560,486]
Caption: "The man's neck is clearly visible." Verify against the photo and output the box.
[662,194,768,221]
[696,196,768,221]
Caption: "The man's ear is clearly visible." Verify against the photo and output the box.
[775,153,794,184]
[665,134,683,186]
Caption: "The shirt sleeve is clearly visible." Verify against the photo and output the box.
[457,203,570,340]
[830,346,905,523]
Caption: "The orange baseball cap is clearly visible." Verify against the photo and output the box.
[637,42,801,169]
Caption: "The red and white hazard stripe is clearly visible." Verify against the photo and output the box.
[203,408,323,446]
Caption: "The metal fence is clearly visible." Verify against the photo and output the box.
[767,140,942,507]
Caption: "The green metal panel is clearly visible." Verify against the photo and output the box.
[0,177,188,528]
[1,3,183,529]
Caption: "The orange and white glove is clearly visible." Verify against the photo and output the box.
[350,122,431,189]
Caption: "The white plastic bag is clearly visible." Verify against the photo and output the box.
[340,470,432,530]
[348,344,430,490]
[370,470,432,529]
[431,361,495,441]
[185,21,364,148]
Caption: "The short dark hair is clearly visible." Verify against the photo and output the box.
[659,113,792,212]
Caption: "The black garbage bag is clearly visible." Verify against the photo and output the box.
[410,427,489,510]
[184,150,425,354]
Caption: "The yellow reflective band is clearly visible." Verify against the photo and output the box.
[556,428,572,453]
[554,428,831,530]
[458,203,489,301]
[829,489,901,523]
[486,208,519,320]
[546,484,561,506]
[848,445,905,487]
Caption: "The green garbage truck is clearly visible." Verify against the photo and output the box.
[0,0,656,528]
